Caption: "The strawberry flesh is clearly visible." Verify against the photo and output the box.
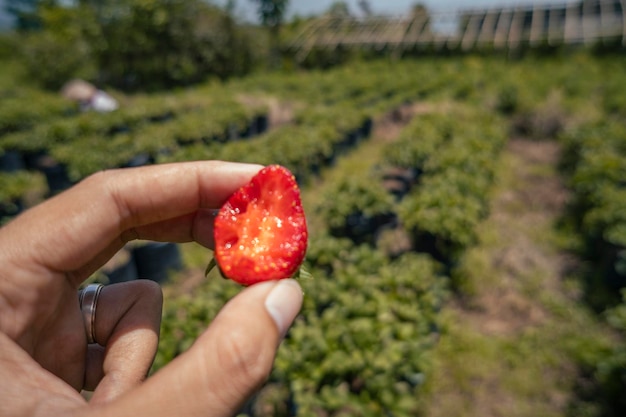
[213,165,308,285]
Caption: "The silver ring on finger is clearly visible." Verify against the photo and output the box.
[79,283,104,344]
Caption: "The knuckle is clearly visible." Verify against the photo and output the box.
[131,279,164,310]
[136,278,163,299]
[83,168,119,189]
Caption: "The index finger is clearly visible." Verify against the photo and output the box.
[0,161,262,280]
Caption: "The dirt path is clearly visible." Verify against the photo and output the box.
[421,138,610,417]
[459,138,572,336]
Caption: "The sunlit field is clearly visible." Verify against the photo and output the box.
[1,1,625,415]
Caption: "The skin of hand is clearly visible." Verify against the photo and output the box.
[0,161,303,417]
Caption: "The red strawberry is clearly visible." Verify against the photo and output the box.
[213,165,308,285]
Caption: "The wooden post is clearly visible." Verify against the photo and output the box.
[622,0,626,45]
[461,12,483,50]
[478,10,499,46]
[494,9,512,48]
[293,18,329,62]
[508,8,525,49]
[290,1,625,60]
[564,3,582,43]
[530,4,545,45]
[547,6,564,45]
[410,15,430,46]
[582,0,598,44]
[598,0,623,40]
[599,0,610,39]
[365,19,385,45]
[326,19,349,51]
[387,19,408,46]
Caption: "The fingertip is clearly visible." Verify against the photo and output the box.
[263,279,303,339]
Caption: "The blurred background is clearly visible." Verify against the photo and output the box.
[0,1,625,416]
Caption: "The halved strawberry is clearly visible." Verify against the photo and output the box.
[212,165,308,285]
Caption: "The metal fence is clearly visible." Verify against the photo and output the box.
[290,0,625,59]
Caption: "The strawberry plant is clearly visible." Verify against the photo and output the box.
[383,106,506,263]
[50,133,138,180]
[316,174,396,245]
[0,170,46,221]
[0,89,75,134]
[561,118,626,310]
[274,244,446,417]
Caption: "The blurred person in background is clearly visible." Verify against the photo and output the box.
[61,79,119,113]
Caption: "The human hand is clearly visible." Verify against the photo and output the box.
[0,161,303,417]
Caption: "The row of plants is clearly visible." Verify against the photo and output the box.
[235,59,453,113]
[0,88,270,191]
[161,102,372,185]
[48,101,269,182]
[0,56,445,146]
[316,106,506,267]
[560,119,626,310]
[0,58,455,216]
[558,117,626,416]
[258,106,509,416]
[157,236,446,417]
[1,57,474,192]
[234,54,625,122]
[0,88,76,135]
[6,52,623,184]
[1,58,457,220]
[394,108,507,262]
[0,59,422,216]
[306,107,507,411]
[4,51,625,142]
[0,170,46,223]
[0,87,267,153]
[316,173,396,246]
[275,238,446,417]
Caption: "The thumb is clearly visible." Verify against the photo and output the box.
[95,279,303,417]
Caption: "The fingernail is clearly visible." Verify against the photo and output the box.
[224,162,264,176]
[264,279,303,339]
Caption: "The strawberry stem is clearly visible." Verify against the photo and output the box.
[294,266,313,281]
[204,257,217,278]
